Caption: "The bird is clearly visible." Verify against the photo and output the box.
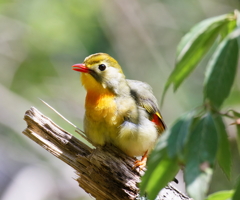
[72,53,165,168]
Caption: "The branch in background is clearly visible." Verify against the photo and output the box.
[23,107,191,200]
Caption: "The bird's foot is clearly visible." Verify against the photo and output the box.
[133,151,148,170]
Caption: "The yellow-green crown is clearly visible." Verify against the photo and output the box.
[84,53,123,73]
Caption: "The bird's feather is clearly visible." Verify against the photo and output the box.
[127,79,166,133]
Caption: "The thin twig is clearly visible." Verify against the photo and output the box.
[39,98,90,142]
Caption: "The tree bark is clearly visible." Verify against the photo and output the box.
[22,107,191,200]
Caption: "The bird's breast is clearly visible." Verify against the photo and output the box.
[85,91,120,126]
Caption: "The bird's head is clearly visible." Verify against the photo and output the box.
[72,53,126,93]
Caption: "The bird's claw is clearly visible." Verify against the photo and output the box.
[133,151,148,171]
[133,158,147,171]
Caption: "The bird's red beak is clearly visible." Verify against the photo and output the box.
[72,63,90,73]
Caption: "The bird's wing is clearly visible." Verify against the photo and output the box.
[127,79,166,133]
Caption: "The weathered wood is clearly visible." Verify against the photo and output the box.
[23,107,191,200]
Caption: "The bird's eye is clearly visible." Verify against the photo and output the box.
[98,64,106,71]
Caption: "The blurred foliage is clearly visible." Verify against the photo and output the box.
[141,10,240,200]
[0,0,239,200]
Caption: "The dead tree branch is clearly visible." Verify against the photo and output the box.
[22,107,191,200]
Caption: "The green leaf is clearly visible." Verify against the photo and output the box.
[235,125,240,155]
[185,113,219,165]
[232,178,240,200]
[176,13,233,58]
[233,111,240,155]
[204,33,239,108]
[186,167,213,200]
[140,129,172,194]
[167,111,195,158]
[236,9,240,28]
[140,149,179,200]
[213,115,231,180]
[232,110,240,118]
[205,190,234,200]
[162,13,235,102]
[220,19,237,40]
[184,113,218,200]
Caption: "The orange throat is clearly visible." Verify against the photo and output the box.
[81,73,119,125]
[85,89,118,124]
[85,90,115,109]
